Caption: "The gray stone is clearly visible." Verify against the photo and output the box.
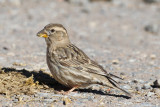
[122,85,132,90]
[142,83,151,90]
[153,79,160,88]
[132,79,138,83]
[112,59,119,65]
[138,80,145,84]
[135,86,142,91]
[12,98,18,103]
[88,96,94,101]
[144,24,159,34]
[132,79,145,84]
[147,92,154,97]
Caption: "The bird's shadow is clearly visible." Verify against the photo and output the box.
[77,89,131,99]
[1,67,131,99]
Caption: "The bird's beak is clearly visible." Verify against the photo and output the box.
[37,30,48,38]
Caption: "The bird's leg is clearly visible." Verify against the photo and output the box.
[56,86,79,95]
[66,86,79,94]
[106,88,111,93]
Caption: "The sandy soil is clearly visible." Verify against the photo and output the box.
[0,0,160,106]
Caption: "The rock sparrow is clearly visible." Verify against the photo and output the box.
[37,23,131,97]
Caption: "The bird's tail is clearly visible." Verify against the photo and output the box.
[108,73,123,80]
[107,76,132,97]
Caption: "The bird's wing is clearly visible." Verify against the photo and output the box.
[51,44,130,97]
[53,44,108,77]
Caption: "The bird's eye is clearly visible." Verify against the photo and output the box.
[50,29,55,33]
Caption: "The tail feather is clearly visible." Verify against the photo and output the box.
[108,73,123,80]
[107,76,132,97]
[105,75,119,84]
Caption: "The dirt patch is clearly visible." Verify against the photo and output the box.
[0,67,58,97]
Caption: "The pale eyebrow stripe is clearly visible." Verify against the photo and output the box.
[54,27,67,33]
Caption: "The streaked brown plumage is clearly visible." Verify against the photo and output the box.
[37,23,131,97]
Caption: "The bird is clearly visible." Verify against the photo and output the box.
[37,23,131,97]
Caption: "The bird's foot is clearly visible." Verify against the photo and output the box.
[55,86,79,95]
[106,88,111,93]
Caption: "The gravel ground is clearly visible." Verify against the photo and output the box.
[0,0,160,106]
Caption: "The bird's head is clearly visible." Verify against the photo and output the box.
[37,23,70,47]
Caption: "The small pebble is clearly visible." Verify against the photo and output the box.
[147,92,154,97]
[63,97,72,105]
[120,72,125,75]
[12,62,26,66]
[112,59,119,65]
[132,79,138,83]
[144,24,159,34]
[129,59,136,63]
[122,85,132,90]
[88,96,94,101]
[18,97,23,102]
[135,86,142,91]
[150,54,156,60]
[142,83,151,90]
[3,47,8,50]
[12,98,18,103]
[132,79,145,84]
[152,79,160,88]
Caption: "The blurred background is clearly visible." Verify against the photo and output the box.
[0,0,160,106]
[0,0,160,77]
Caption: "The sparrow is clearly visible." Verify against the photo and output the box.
[37,23,131,97]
